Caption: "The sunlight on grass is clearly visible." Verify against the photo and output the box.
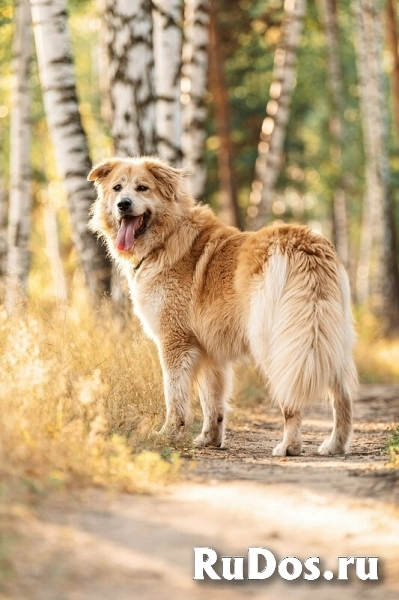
[0,294,180,497]
[354,309,399,384]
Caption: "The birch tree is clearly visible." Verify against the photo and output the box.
[247,0,307,230]
[181,0,210,199]
[30,0,111,300]
[0,182,7,287]
[104,0,157,156]
[353,0,399,333]
[5,0,32,314]
[318,0,350,274]
[153,0,183,164]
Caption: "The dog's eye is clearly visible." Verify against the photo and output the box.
[137,185,149,192]
[113,184,122,192]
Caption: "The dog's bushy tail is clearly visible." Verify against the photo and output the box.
[249,249,357,411]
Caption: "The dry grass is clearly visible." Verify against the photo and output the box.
[354,310,399,384]
[0,290,180,497]
[1,290,398,500]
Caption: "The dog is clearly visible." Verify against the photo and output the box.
[88,156,357,456]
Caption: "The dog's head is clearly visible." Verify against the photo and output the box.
[88,156,192,259]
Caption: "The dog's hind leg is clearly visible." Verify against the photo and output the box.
[194,361,233,448]
[318,380,353,455]
[272,408,303,456]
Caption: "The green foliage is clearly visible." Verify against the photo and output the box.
[0,2,13,181]
[386,427,399,465]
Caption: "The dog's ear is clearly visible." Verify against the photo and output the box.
[87,159,119,182]
[144,159,184,200]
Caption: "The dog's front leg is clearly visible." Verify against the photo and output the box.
[158,343,201,441]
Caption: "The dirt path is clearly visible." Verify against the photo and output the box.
[2,384,399,600]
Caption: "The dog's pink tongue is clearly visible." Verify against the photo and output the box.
[116,217,142,251]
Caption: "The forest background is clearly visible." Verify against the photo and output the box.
[0,0,398,496]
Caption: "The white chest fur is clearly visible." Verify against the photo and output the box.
[127,266,165,343]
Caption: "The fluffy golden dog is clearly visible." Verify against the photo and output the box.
[88,156,357,456]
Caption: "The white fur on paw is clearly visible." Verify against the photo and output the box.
[272,442,287,457]
[194,433,224,448]
[318,439,345,456]
[193,434,207,448]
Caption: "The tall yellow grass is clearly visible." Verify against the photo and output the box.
[0,292,180,496]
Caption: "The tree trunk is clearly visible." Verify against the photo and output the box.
[318,0,350,274]
[5,0,32,315]
[208,0,241,228]
[103,0,157,311]
[385,0,399,137]
[104,0,157,156]
[30,0,111,301]
[353,0,399,334]
[153,0,183,165]
[96,0,112,128]
[247,0,307,230]
[0,182,7,288]
[181,0,210,200]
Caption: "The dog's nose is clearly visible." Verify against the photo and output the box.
[117,198,132,212]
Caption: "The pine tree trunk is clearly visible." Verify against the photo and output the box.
[181,0,210,200]
[104,0,157,156]
[353,0,399,334]
[318,0,350,274]
[247,0,307,230]
[30,0,111,301]
[5,0,32,315]
[153,0,183,165]
[386,0,399,136]
[208,0,241,228]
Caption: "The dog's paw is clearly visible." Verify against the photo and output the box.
[272,442,287,457]
[286,442,302,456]
[194,432,224,448]
[318,438,346,456]
[154,421,184,443]
[272,441,302,457]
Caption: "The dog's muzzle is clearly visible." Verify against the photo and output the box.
[117,197,133,216]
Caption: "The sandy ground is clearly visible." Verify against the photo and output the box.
[1,384,399,600]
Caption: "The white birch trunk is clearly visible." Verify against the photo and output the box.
[5,0,32,314]
[181,0,210,199]
[153,0,183,165]
[318,0,350,274]
[354,0,388,303]
[247,0,307,230]
[353,0,399,331]
[96,0,112,127]
[0,183,7,285]
[104,0,157,156]
[30,0,111,300]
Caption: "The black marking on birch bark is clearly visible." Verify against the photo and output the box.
[157,137,183,161]
[152,4,182,30]
[49,55,73,66]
